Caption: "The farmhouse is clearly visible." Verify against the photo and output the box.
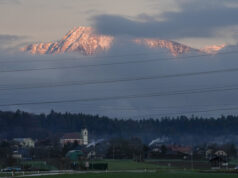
[168,145,192,155]
[13,138,35,148]
[210,156,228,168]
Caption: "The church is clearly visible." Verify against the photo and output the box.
[60,129,88,146]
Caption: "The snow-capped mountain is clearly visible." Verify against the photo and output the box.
[200,44,226,54]
[21,27,114,55]
[21,26,224,56]
[134,38,193,56]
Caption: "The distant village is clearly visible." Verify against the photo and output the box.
[0,128,237,172]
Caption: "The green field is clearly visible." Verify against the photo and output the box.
[1,159,237,177]
[93,159,210,170]
[93,159,165,170]
[26,171,238,178]
[21,160,57,170]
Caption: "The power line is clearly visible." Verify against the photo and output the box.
[0,50,173,64]
[1,50,238,73]
[1,67,238,91]
[2,46,238,64]
[0,85,238,107]
[70,103,238,112]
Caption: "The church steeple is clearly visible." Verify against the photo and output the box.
[81,128,88,145]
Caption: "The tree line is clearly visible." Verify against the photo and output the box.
[0,110,238,144]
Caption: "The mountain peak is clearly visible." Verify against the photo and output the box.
[21,26,114,55]
[201,44,226,54]
[21,26,220,56]
[134,38,193,56]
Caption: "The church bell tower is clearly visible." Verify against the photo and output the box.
[81,128,88,145]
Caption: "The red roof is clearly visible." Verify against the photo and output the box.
[61,132,82,139]
[168,145,192,154]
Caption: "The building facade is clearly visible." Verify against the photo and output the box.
[60,129,88,146]
[13,138,35,148]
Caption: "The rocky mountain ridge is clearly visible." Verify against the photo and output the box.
[21,26,225,56]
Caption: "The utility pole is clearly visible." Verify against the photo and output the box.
[191,151,194,170]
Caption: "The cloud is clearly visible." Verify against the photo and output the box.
[1,39,238,119]
[0,34,23,42]
[0,34,28,52]
[1,0,238,119]
[92,0,238,40]
[0,0,20,4]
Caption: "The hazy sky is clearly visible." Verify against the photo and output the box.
[1,0,238,48]
[0,0,174,41]
[1,0,238,119]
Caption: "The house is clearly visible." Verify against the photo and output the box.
[214,150,227,157]
[66,150,84,162]
[208,150,228,169]
[12,151,22,159]
[12,148,32,160]
[206,149,213,159]
[210,156,228,168]
[152,147,161,153]
[13,138,35,148]
[60,129,88,146]
[168,145,192,155]
[66,150,84,170]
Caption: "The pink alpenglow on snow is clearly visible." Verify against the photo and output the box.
[22,26,225,57]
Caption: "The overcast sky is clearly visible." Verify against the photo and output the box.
[1,0,238,119]
[1,0,238,48]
